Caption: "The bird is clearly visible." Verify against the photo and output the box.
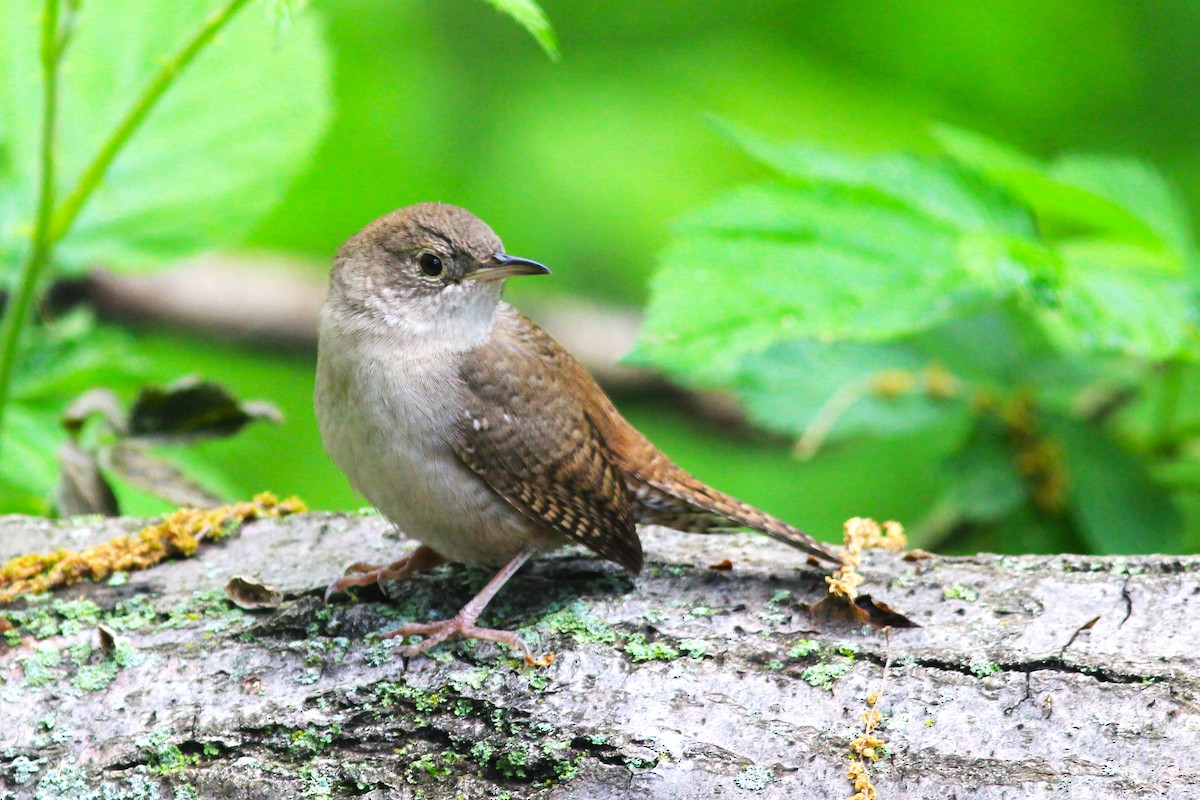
[315,202,842,662]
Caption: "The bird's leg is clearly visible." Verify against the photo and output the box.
[380,546,551,665]
[324,544,447,601]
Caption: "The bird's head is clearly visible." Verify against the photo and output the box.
[327,203,549,347]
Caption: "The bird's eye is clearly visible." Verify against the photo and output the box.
[418,252,444,277]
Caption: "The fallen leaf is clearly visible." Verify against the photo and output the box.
[62,388,127,436]
[55,440,120,516]
[97,623,118,655]
[225,575,283,610]
[805,593,919,630]
[107,441,223,508]
[129,377,283,443]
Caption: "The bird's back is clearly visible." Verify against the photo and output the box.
[483,305,842,565]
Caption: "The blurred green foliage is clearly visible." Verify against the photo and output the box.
[634,125,1199,554]
[3,0,1200,555]
[0,0,331,271]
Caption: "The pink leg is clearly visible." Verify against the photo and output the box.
[324,544,447,602]
[381,546,552,665]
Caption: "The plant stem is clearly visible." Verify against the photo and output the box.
[0,0,253,459]
[0,0,64,454]
[50,0,253,241]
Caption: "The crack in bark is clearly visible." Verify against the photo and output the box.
[859,649,1160,686]
[1119,575,1134,628]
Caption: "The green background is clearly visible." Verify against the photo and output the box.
[52,1,1200,551]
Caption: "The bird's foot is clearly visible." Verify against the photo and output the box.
[323,545,446,602]
[381,615,553,666]
[379,546,552,665]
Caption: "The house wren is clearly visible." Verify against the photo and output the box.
[315,203,841,662]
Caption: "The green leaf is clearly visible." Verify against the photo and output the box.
[263,0,309,32]
[12,311,148,406]
[1036,243,1196,361]
[939,417,1027,523]
[479,0,560,60]
[735,338,969,443]
[718,121,1034,236]
[1051,416,1183,554]
[934,125,1195,261]
[634,131,1078,386]
[637,232,988,386]
[0,0,332,273]
[911,311,1128,414]
[0,403,62,515]
[1049,155,1195,260]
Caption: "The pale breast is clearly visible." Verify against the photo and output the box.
[314,310,558,566]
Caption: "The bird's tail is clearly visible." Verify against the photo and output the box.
[641,473,844,565]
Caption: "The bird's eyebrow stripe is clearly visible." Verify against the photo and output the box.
[414,223,454,250]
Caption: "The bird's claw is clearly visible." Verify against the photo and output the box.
[323,568,386,602]
[381,617,549,664]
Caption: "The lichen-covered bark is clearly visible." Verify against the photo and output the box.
[0,512,1196,799]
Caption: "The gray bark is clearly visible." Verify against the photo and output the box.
[0,512,1195,799]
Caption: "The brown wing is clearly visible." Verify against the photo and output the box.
[577,347,844,566]
[451,306,643,573]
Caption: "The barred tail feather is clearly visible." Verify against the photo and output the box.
[642,475,843,565]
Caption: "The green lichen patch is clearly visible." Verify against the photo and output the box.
[781,638,857,689]
[30,761,91,798]
[321,678,601,792]
[363,635,397,667]
[10,632,144,696]
[943,583,979,602]
[533,600,617,645]
[137,730,200,776]
[786,638,821,658]
[622,633,679,662]
[836,642,860,659]
[7,754,44,786]
[782,638,820,657]
[71,660,119,693]
[800,661,852,690]
[105,594,160,632]
[164,589,251,631]
[735,763,775,791]
[2,596,104,641]
[19,646,63,687]
[288,725,343,759]
[970,658,1001,678]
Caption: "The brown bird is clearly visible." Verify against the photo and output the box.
[315,203,841,662]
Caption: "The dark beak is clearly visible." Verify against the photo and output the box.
[467,253,552,282]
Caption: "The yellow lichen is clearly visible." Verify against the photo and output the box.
[0,492,306,604]
[846,630,893,800]
[825,517,908,601]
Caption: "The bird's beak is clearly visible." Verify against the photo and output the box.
[467,253,552,282]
